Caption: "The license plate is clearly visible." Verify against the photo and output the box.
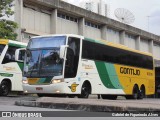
[36,87,43,91]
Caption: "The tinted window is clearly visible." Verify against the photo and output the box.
[65,37,80,78]
[2,46,17,64]
[82,40,153,69]
[0,44,5,55]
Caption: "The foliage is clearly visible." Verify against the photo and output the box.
[0,0,18,40]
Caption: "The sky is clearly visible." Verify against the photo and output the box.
[63,0,160,35]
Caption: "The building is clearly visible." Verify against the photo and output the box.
[79,0,109,17]
[13,0,160,66]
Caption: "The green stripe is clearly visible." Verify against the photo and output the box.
[84,38,103,44]
[37,77,52,84]
[105,63,123,89]
[84,38,95,42]
[0,73,13,77]
[95,61,115,89]
[8,43,26,48]
[37,78,46,84]
[43,77,53,83]
[95,61,123,89]
[17,62,24,71]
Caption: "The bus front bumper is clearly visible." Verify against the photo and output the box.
[23,83,72,94]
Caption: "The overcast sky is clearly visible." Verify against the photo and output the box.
[64,0,160,35]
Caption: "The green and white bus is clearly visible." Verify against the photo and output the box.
[0,39,26,96]
[22,34,155,99]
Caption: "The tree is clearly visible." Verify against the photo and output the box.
[0,0,18,40]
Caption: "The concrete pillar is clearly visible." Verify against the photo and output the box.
[15,0,23,41]
[135,35,141,50]
[50,9,57,34]
[149,40,153,54]
[78,17,85,36]
[101,25,107,40]
[119,30,125,45]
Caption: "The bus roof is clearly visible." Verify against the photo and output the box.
[31,34,84,39]
[30,34,152,57]
[0,39,27,48]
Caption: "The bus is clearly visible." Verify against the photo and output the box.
[22,34,155,99]
[0,39,26,96]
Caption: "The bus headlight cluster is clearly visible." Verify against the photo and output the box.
[22,77,28,84]
[52,79,64,84]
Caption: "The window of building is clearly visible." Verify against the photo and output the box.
[57,13,78,23]
[85,21,100,29]
[125,34,135,39]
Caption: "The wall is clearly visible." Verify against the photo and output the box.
[140,39,149,53]
[125,34,136,49]
[106,28,120,44]
[23,7,51,35]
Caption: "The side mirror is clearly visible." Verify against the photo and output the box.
[60,45,68,59]
[15,48,26,62]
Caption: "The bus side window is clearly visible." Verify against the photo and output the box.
[18,50,25,61]
[2,46,17,64]
[64,37,80,78]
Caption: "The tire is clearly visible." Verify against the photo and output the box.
[68,94,75,98]
[125,85,140,99]
[101,95,117,100]
[125,95,132,99]
[138,86,145,99]
[0,81,10,96]
[37,94,45,97]
[132,85,139,99]
[78,82,91,98]
[126,85,139,100]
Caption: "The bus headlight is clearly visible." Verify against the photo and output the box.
[52,79,64,84]
[22,77,28,84]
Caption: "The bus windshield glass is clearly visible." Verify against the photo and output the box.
[0,44,5,55]
[24,36,66,77]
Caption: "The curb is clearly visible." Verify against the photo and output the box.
[15,100,160,112]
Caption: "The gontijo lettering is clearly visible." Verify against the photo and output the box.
[120,67,140,76]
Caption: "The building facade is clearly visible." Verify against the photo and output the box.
[14,0,160,66]
[79,0,109,17]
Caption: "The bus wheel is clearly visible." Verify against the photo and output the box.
[37,94,45,97]
[126,85,139,99]
[78,82,91,98]
[0,81,10,96]
[68,94,75,98]
[138,85,145,99]
[101,95,117,100]
[130,85,139,99]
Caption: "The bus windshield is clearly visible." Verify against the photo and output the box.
[24,36,66,77]
[0,44,5,55]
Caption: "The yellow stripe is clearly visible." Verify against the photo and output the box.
[27,78,40,84]
[0,39,9,45]
[97,39,152,56]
